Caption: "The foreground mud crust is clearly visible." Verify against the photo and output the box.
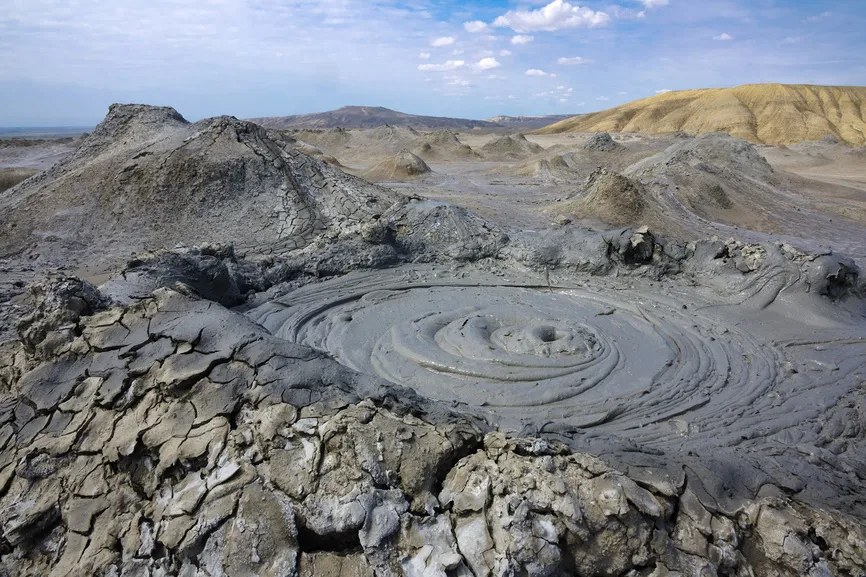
[0,105,865,576]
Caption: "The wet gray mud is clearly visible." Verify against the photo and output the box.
[248,250,866,514]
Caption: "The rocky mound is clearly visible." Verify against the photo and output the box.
[292,127,353,151]
[412,130,478,161]
[582,131,620,152]
[550,168,646,226]
[361,150,432,181]
[623,132,776,227]
[535,83,866,145]
[0,104,403,264]
[0,168,38,193]
[479,133,544,160]
[515,153,579,179]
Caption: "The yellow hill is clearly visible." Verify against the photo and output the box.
[535,84,866,145]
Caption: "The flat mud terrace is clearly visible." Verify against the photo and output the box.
[0,104,864,576]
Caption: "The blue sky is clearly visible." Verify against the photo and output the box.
[0,0,864,126]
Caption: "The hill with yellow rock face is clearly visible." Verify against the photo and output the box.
[535,84,866,145]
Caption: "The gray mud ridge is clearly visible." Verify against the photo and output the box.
[0,105,865,576]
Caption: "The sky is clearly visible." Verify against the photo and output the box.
[0,0,864,126]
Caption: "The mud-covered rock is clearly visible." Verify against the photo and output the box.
[0,287,864,576]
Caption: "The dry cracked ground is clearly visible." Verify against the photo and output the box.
[0,105,864,576]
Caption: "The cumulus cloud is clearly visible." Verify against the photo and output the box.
[464,20,488,33]
[431,36,456,47]
[511,35,535,45]
[418,60,465,71]
[525,69,547,76]
[641,0,669,7]
[713,33,733,40]
[493,0,610,32]
[500,49,512,56]
[419,52,431,59]
[487,74,507,80]
[597,96,609,101]
[557,56,592,65]
[560,98,568,103]
[475,57,501,70]
[452,49,464,55]
[655,89,672,94]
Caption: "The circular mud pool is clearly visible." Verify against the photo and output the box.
[250,275,784,445]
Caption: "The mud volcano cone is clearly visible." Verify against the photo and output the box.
[361,150,432,181]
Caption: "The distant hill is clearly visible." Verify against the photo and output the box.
[485,115,578,130]
[248,106,575,131]
[534,84,866,145]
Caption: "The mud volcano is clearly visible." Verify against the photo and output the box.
[252,278,775,434]
[1,104,866,577]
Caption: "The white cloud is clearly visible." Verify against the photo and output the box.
[475,57,501,70]
[494,0,610,32]
[557,56,592,65]
[557,85,566,90]
[805,11,832,22]
[419,52,431,60]
[511,35,535,45]
[560,98,568,103]
[486,74,507,80]
[597,96,609,101]
[446,76,471,86]
[499,49,512,56]
[418,60,465,71]
[508,95,518,100]
[464,20,488,33]
[609,6,646,19]
[525,69,547,76]
[641,0,669,7]
[713,33,733,41]
[452,49,464,55]
[781,35,809,44]
[550,73,557,78]
[431,36,456,47]
[655,89,672,94]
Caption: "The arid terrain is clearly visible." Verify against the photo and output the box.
[0,92,864,576]
[536,84,866,145]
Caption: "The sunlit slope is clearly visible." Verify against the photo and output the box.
[535,84,866,145]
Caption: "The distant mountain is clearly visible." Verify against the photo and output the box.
[485,115,578,130]
[248,106,576,131]
[534,83,866,145]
